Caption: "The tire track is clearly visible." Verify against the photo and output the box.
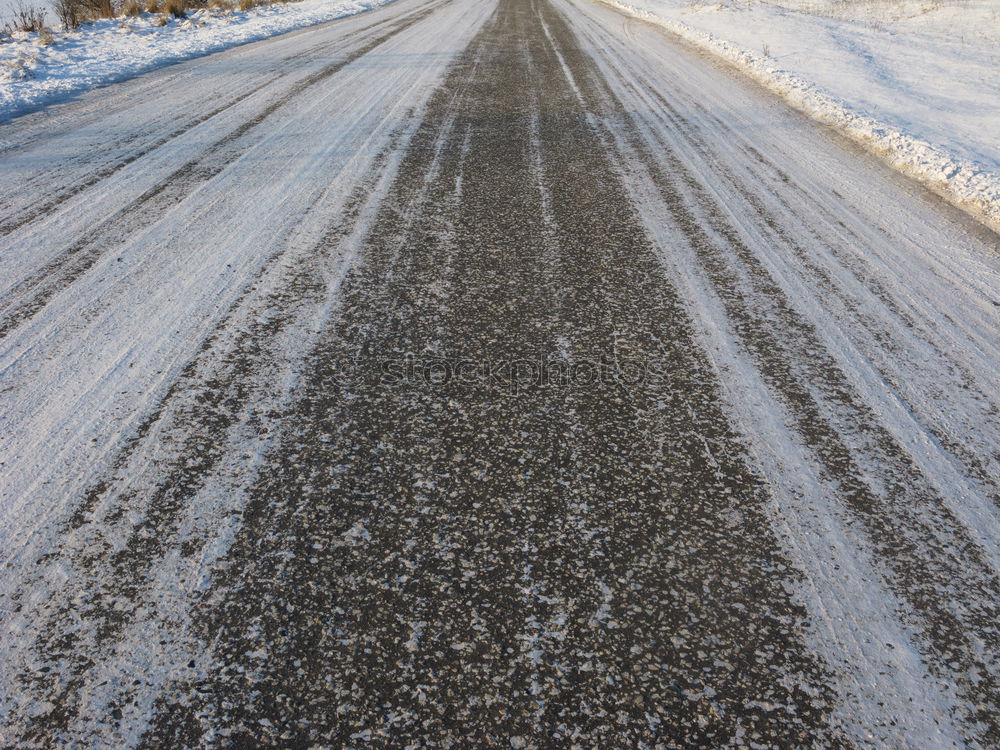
[5,118,421,750]
[0,0,444,342]
[599,48,1000,506]
[0,0,496,742]
[559,0,1000,742]
[140,0,845,744]
[0,11,399,235]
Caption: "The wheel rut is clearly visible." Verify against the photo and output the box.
[141,0,844,744]
[0,0,444,341]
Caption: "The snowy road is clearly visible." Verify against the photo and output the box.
[1,0,998,746]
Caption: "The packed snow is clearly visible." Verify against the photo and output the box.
[605,0,1000,227]
[0,0,394,118]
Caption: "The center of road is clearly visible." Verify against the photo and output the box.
[138,0,840,744]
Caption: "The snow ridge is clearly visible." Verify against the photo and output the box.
[0,0,395,120]
[606,0,1000,230]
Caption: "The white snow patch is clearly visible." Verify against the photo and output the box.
[603,0,1000,229]
[0,0,395,118]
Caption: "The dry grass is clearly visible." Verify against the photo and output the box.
[86,0,115,19]
[23,0,297,35]
[162,0,186,17]
[2,2,47,33]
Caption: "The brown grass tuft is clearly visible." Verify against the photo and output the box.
[162,0,185,17]
[86,0,115,19]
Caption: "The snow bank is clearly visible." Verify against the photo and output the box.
[0,0,393,119]
[605,0,1000,229]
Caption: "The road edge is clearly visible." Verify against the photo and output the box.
[601,0,1000,235]
[0,0,399,125]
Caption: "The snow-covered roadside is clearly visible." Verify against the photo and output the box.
[605,0,1000,229]
[0,0,394,119]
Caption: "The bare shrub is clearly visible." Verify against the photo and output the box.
[52,0,83,29]
[54,0,114,24]
[4,2,48,32]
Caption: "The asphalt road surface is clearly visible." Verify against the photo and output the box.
[1,0,999,746]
